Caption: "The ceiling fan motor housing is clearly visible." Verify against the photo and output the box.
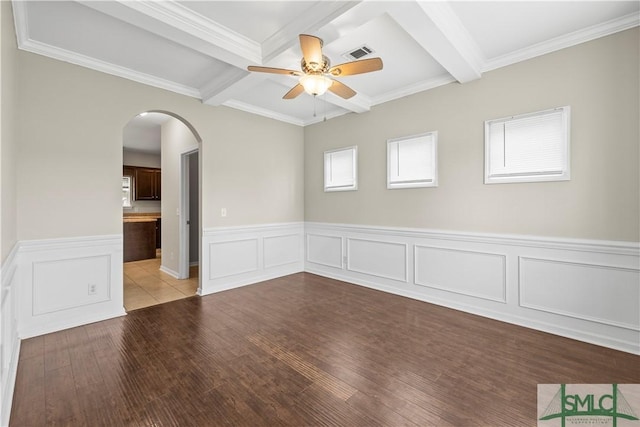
[301,55,331,75]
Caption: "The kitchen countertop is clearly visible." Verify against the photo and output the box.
[123,217,158,223]
[123,213,160,223]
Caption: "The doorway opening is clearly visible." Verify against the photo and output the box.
[179,149,200,282]
[122,111,202,311]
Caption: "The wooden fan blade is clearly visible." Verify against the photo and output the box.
[299,34,323,65]
[328,79,356,99]
[329,57,383,76]
[247,66,301,76]
[283,84,305,99]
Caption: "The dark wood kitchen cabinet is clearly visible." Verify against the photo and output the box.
[123,166,135,179]
[156,218,161,249]
[134,167,161,201]
[123,220,157,262]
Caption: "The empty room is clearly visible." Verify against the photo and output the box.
[1,1,639,426]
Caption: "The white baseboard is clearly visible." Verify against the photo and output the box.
[159,265,180,279]
[305,222,640,354]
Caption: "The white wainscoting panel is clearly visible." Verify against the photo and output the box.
[33,255,111,315]
[519,257,640,330]
[264,234,301,269]
[415,246,506,303]
[306,234,343,269]
[18,235,126,339]
[201,223,303,295]
[305,222,640,354]
[347,238,408,282]
[208,239,259,280]
[1,244,20,427]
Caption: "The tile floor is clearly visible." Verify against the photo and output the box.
[123,255,199,311]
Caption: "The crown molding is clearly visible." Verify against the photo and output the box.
[372,74,457,106]
[222,100,306,127]
[482,12,640,72]
[200,68,253,105]
[17,38,201,99]
[116,0,261,65]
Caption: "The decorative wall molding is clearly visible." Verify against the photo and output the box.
[347,238,408,282]
[305,222,640,255]
[208,238,260,279]
[200,222,304,295]
[305,222,640,354]
[17,235,126,339]
[306,234,343,269]
[1,243,21,427]
[519,256,640,331]
[414,245,506,303]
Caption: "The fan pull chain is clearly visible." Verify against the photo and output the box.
[313,95,317,117]
[323,91,327,122]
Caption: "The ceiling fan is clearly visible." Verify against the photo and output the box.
[247,34,383,100]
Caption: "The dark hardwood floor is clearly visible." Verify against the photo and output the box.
[10,273,640,426]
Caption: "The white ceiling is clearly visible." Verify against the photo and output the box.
[13,0,640,134]
[122,112,171,154]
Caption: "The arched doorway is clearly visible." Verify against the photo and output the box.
[122,111,202,311]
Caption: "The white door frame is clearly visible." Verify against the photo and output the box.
[178,146,199,280]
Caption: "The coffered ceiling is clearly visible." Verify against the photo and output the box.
[12,1,640,127]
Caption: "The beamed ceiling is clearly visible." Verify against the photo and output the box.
[13,1,640,127]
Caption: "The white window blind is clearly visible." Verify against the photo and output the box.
[387,132,438,189]
[485,106,570,184]
[324,146,357,192]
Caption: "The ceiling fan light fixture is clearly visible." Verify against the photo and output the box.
[300,74,333,96]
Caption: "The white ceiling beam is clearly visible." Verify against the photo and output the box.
[261,1,361,63]
[387,1,483,84]
[206,1,368,110]
[201,72,268,107]
[78,0,261,68]
[207,2,361,107]
[323,89,371,114]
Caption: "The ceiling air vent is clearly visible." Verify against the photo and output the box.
[343,45,374,61]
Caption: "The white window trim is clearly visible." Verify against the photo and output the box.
[324,146,358,192]
[484,106,570,184]
[387,131,438,189]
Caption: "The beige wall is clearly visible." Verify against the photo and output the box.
[9,21,638,245]
[202,106,305,226]
[1,1,18,262]
[14,45,304,242]
[305,28,639,242]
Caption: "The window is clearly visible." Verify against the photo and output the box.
[387,132,438,189]
[324,146,357,192]
[122,176,132,207]
[485,106,570,184]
